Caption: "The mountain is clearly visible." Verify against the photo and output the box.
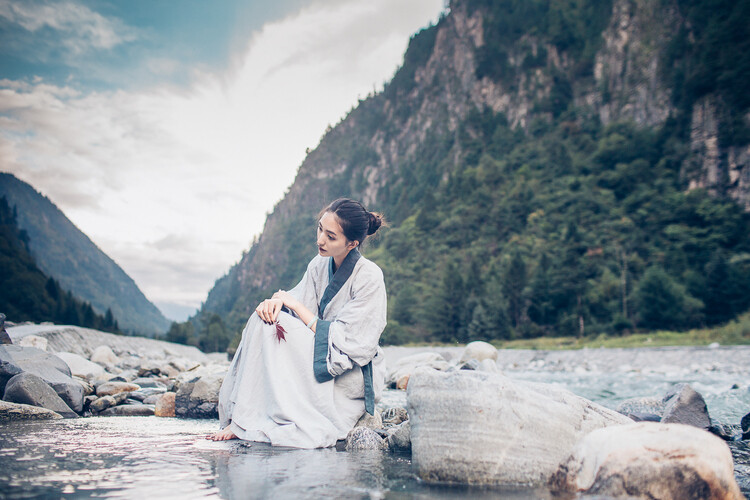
[194,0,750,347]
[0,173,170,336]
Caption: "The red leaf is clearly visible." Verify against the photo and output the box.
[275,322,286,342]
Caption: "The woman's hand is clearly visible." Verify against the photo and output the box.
[271,290,299,311]
[256,298,283,324]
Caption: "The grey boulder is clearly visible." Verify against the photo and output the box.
[3,372,77,418]
[99,404,155,416]
[0,399,63,421]
[661,383,711,429]
[345,427,387,451]
[550,422,743,499]
[407,367,631,485]
[175,373,222,418]
[0,345,83,412]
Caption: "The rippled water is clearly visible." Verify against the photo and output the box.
[1,365,749,499]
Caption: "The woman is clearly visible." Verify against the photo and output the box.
[208,198,387,448]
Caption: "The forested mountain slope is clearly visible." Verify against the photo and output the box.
[0,173,169,336]
[190,0,750,349]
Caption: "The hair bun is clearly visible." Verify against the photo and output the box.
[367,212,384,235]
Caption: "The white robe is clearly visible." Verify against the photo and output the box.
[217,250,387,449]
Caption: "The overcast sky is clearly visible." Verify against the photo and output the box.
[0,0,446,321]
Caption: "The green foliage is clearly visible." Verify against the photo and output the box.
[0,196,120,333]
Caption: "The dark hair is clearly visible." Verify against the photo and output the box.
[321,198,386,245]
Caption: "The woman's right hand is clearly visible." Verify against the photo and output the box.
[256,298,283,324]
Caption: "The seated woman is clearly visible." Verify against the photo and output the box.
[207,198,387,448]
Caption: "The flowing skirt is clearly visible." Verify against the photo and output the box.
[217,312,366,448]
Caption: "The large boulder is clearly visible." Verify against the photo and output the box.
[175,373,222,419]
[0,345,83,412]
[3,372,77,418]
[550,422,743,499]
[0,399,63,421]
[386,352,451,388]
[661,383,711,429]
[56,352,106,380]
[407,367,631,485]
[459,341,498,364]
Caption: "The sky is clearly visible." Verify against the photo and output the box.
[0,0,446,321]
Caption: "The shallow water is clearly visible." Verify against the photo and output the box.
[2,356,750,499]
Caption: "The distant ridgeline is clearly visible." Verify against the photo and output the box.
[183,0,750,351]
[0,174,170,336]
[0,196,120,332]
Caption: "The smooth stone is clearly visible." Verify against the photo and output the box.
[90,345,119,366]
[477,358,499,373]
[345,427,388,451]
[407,367,631,485]
[99,404,155,417]
[56,352,105,380]
[459,341,498,363]
[616,396,666,419]
[458,359,480,371]
[661,383,711,429]
[90,395,116,412]
[17,335,48,351]
[550,422,743,499]
[128,387,167,401]
[381,407,408,427]
[0,399,63,421]
[142,394,161,405]
[386,352,451,388]
[3,372,77,418]
[96,381,140,397]
[123,398,143,405]
[74,376,95,396]
[396,374,410,390]
[131,377,166,389]
[386,420,411,452]
[354,410,383,430]
[154,392,176,417]
[0,346,83,412]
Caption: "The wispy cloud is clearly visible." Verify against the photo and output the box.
[0,0,138,55]
[0,0,445,309]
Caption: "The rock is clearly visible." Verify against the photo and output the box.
[175,373,222,419]
[616,396,666,419]
[131,377,167,389]
[3,372,77,418]
[550,423,743,499]
[477,359,499,373]
[74,376,95,396]
[381,407,408,427]
[128,387,167,401]
[709,422,741,441]
[56,352,105,380]
[742,412,750,440]
[0,313,11,345]
[90,345,119,366]
[17,335,48,351]
[396,374,409,390]
[112,391,130,404]
[407,367,631,485]
[142,394,161,405]
[386,352,451,388]
[0,399,63,421]
[458,359,480,371]
[345,427,388,451]
[661,383,711,429]
[0,346,83,412]
[154,392,176,417]
[459,341,498,364]
[99,404,155,417]
[386,420,411,452]
[90,395,117,412]
[96,381,140,397]
[354,410,383,430]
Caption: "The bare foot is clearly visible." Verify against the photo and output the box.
[206,427,238,441]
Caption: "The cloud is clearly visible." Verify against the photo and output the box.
[0,0,445,308]
[0,0,138,55]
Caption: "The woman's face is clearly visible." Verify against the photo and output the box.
[317,212,357,263]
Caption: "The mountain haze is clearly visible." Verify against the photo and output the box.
[0,173,170,336]
[194,0,750,347]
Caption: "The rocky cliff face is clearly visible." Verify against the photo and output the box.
[199,0,750,329]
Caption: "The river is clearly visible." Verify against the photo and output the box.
[1,345,749,498]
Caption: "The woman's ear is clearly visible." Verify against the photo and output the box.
[348,240,359,251]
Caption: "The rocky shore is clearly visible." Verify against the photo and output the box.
[2,323,748,498]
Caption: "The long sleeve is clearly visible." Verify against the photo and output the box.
[322,264,387,376]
